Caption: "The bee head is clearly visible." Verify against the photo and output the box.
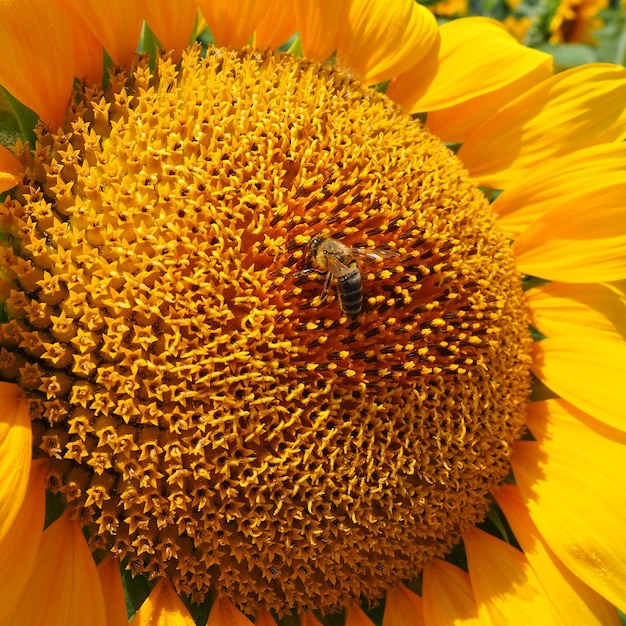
[304,234,328,266]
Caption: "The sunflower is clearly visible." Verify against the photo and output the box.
[423,0,468,19]
[0,1,625,625]
[502,14,534,44]
[548,0,609,44]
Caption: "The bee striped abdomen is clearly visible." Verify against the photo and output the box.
[337,266,363,319]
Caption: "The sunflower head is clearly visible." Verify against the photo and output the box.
[0,42,534,614]
[1,2,624,625]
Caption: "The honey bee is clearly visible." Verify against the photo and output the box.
[294,234,399,319]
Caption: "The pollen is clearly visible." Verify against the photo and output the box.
[0,46,531,615]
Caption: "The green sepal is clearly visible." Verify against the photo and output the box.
[286,35,303,57]
[486,503,510,544]
[121,566,153,622]
[0,87,37,147]
[137,22,160,72]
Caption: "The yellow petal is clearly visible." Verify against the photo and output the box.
[134,578,195,626]
[383,585,425,626]
[97,556,128,626]
[336,0,438,85]
[463,527,563,626]
[425,62,552,144]
[530,336,626,432]
[0,383,31,538]
[514,215,626,282]
[422,558,487,626]
[0,146,24,193]
[495,483,621,626]
[294,0,345,62]
[494,143,626,240]
[206,596,254,626]
[253,0,297,50]
[197,0,269,48]
[0,0,73,127]
[510,161,626,282]
[387,18,551,115]
[526,281,626,341]
[5,512,107,626]
[66,0,144,67]
[52,0,104,84]
[459,65,626,188]
[142,0,198,61]
[527,280,626,429]
[346,604,376,626]
[0,462,46,624]
[512,398,626,613]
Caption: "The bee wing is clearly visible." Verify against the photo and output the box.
[350,247,400,263]
[326,255,355,278]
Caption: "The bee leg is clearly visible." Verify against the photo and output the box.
[292,268,327,278]
[318,272,333,303]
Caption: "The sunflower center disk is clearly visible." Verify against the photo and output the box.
[0,47,531,614]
